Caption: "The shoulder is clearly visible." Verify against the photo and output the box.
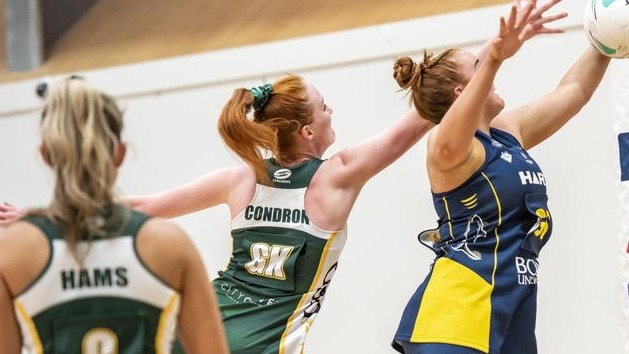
[135,218,199,291]
[309,155,343,188]
[137,218,189,248]
[0,221,50,294]
[201,164,255,190]
[136,218,196,263]
[0,220,48,255]
[225,164,255,180]
[491,111,524,144]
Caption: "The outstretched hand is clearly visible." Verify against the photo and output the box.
[475,0,566,62]
[488,4,535,62]
[489,0,567,61]
[0,202,25,226]
[514,0,567,41]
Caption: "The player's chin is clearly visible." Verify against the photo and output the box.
[487,97,505,118]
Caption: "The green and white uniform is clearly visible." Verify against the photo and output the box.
[213,158,348,354]
[15,208,180,354]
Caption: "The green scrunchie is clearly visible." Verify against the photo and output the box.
[250,83,273,110]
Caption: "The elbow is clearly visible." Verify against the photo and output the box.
[578,87,596,107]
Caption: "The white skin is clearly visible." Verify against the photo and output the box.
[427,3,611,194]
[124,2,567,228]
[0,203,22,226]
[0,0,566,228]
[0,145,229,354]
[127,83,432,230]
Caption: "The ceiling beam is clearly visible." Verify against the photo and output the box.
[4,0,100,72]
[5,0,43,71]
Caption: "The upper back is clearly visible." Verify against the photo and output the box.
[233,157,328,232]
[7,208,181,354]
[229,157,348,290]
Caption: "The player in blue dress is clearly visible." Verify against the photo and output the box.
[391,3,612,354]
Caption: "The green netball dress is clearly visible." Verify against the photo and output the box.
[14,208,181,354]
[212,158,348,354]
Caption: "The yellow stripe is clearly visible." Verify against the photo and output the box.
[156,293,179,354]
[460,193,477,203]
[441,197,455,239]
[279,231,338,354]
[481,172,502,286]
[14,300,43,354]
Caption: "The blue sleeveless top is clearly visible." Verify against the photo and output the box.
[421,128,552,276]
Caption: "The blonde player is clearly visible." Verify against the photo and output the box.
[0,78,228,354]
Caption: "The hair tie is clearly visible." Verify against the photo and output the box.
[418,62,427,76]
[250,83,273,110]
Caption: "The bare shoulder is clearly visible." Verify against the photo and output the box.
[312,153,351,188]
[226,164,255,178]
[226,164,256,186]
[491,109,524,143]
[222,164,258,215]
[0,221,48,259]
[135,218,199,291]
[0,221,50,296]
[137,218,193,257]
[209,164,256,197]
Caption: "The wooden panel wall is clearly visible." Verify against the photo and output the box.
[0,0,508,83]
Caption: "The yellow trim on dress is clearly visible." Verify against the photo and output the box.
[279,231,338,354]
[14,299,44,354]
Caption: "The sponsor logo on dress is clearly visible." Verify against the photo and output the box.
[274,169,291,179]
[501,151,512,163]
[515,256,539,285]
[491,139,504,148]
[218,282,278,306]
[273,169,292,184]
[303,262,337,319]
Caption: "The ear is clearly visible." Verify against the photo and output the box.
[114,143,126,167]
[39,143,51,166]
[300,125,315,140]
[454,84,464,97]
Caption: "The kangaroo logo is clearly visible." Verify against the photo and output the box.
[452,214,487,261]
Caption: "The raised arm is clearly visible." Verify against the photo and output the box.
[325,107,433,189]
[493,46,611,149]
[430,5,533,172]
[476,0,566,61]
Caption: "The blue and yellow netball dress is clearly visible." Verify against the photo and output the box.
[393,128,552,354]
[14,208,181,354]
[212,158,348,354]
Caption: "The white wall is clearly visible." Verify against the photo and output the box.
[1,1,626,353]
